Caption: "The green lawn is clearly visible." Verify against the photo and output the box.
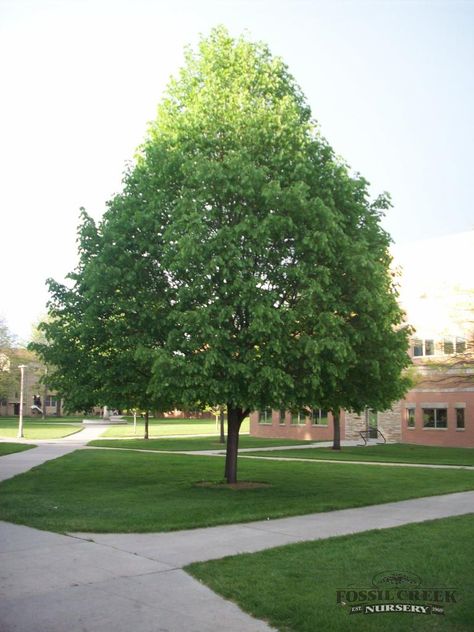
[245,443,474,467]
[0,449,473,533]
[0,442,36,456]
[187,514,474,632]
[0,418,83,440]
[100,417,250,438]
[88,436,312,451]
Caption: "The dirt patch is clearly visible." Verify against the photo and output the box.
[194,481,272,490]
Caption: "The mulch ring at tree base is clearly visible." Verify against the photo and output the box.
[194,481,272,490]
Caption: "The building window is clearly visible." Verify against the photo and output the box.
[424,340,434,356]
[455,338,466,354]
[413,339,434,357]
[422,408,447,429]
[406,407,415,428]
[443,339,454,355]
[456,408,465,430]
[290,411,306,425]
[279,409,286,425]
[413,339,423,357]
[311,409,328,425]
[258,408,272,424]
[45,395,58,407]
[443,337,467,355]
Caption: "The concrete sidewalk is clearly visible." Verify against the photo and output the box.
[0,430,275,631]
[0,425,109,483]
[1,492,473,632]
[0,521,273,632]
[71,491,474,567]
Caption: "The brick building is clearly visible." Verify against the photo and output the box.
[0,350,63,417]
[250,231,474,447]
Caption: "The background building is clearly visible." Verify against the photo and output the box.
[251,231,474,446]
[0,350,63,417]
[395,231,473,447]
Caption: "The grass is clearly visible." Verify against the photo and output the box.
[0,442,36,456]
[0,418,83,440]
[0,449,473,533]
[245,443,474,467]
[187,514,474,632]
[100,417,250,438]
[88,436,312,451]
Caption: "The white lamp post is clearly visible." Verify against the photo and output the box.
[17,364,27,439]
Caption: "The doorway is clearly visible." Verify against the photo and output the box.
[367,409,378,438]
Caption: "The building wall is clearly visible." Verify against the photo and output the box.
[401,389,474,448]
[341,406,402,443]
[249,409,343,442]
[0,356,63,417]
[378,402,403,442]
[343,411,366,441]
[250,407,402,443]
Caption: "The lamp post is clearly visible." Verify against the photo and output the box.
[17,364,27,439]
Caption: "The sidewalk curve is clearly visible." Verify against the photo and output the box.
[0,425,109,483]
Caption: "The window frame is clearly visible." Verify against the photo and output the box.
[311,408,328,426]
[406,407,416,428]
[455,337,466,354]
[456,407,465,430]
[413,339,435,357]
[258,408,273,425]
[422,407,448,429]
[424,339,435,356]
[290,411,306,426]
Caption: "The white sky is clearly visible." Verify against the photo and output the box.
[1,0,473,342]
[393,230,474,338]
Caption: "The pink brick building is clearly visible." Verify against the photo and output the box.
[250,232,474,448]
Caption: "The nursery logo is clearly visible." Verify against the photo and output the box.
[336,570,458,616]
[372,570,421,589]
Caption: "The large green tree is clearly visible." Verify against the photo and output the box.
[34,27,410,482]
[141,28,410,480]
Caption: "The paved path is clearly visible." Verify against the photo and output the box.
[88,444,474,471]
[72,491,474,567]
[0,428,273,631]
[1,491,473,632]
[1,431,474,631]
[0,520,272,632]
[0,425,109,483]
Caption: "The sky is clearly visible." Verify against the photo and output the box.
[1,0,473,343]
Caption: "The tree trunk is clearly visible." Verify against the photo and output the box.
[42,368,48,420]
[332,408,341,450]
[219,406,225,444]
[144,411,149,440]
[224,404,246,484]
[42,386,47,419]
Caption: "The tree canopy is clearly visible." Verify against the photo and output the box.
[33,27,411,481]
